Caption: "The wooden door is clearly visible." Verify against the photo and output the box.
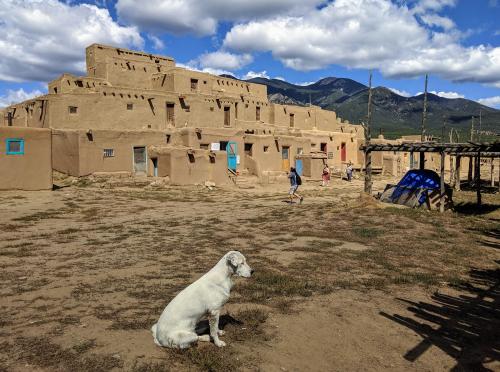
[341,142,346,162]
[133,147,147,175]
[282,146,290,171]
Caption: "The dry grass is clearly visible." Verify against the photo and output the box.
[0,182,498,371]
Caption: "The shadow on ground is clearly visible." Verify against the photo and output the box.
[380,265,500,371]
[453,202,500,215]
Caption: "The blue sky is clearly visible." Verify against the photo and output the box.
[1,0,499,108]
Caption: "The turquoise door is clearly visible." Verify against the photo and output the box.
[295,159,303,176]
[226,141,237,171]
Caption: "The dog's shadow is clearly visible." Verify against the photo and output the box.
[195,314,243,336]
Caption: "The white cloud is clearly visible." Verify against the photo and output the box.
[388,87,411,97]
[116,0,324,36]
[148,35,165,50]
[196,51,253,71]
[0,0,143,82]
[477,96,500,108]
[419,13,455,30]
[222,0,500,86]
[0,88,44,108]
[415,90,465,99]
[295,81,316,86]
[242,70,270,80]
[430,90,465,99]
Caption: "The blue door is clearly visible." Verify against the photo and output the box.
[295,159,303,176]
[226,141,237,171]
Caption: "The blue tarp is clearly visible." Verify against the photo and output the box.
[390,169,441,205]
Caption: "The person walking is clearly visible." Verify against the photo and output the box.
[322,164,330,187]
[288,167,304,204]
[346,161,353,182]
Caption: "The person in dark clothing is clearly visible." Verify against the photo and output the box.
[287,167,303,204]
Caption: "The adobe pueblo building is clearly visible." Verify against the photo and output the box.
[1,44,384,190]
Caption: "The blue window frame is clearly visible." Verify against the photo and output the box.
[6,138,25,155]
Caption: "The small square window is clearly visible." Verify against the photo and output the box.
[6,139,24,155]
[103,149,114,157]
[69,106,78,114]
[166,134,171,144]
[127,103,133,110]
[263,146,269,153]
[191,78,198,90]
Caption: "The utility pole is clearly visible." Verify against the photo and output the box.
[479,108,482,142]
[420,74,428,170]
[468,116,475,182]
[364,71,373,195]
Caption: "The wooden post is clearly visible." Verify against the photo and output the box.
[468,156,473,182]
[440,151,445,213]
[491,159,495,187]
[364,72,373,195]
[420,74,428,170]
[455,155,461,191]
[475,152,481,206]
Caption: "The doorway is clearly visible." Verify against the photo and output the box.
[166,103,175,127]
[152,157,158,177]
[341,142,346,162]
[282,146,290,171]
[224,106,230,126]
[226,141,237,171]
[133,146,147,175]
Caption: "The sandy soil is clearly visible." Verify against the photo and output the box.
[0,176,498,371]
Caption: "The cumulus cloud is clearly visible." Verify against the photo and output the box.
[242,71,270,80]
[388,87,411,97]
[0,88,44,108]
[222,0,500,86]
[0,0,143,82]
[477,96,500,108]
[416,90,465,99]
[430,90,465,99]
[116,0,324,36]
[196,51,253,71]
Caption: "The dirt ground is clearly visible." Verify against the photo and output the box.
[0,176,499,372]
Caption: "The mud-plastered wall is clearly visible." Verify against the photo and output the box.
[0,127,52,190]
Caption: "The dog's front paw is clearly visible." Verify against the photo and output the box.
[214,340,226,347]
[217,330,225,336]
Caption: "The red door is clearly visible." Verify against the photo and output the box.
[341,142,346,162]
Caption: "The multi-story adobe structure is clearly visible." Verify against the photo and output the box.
[1,43,376,190]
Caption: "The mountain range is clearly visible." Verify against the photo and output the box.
[236,76,499,140]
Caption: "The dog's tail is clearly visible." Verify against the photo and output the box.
[151,323,162,346]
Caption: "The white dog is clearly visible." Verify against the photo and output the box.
[151,251,253,349]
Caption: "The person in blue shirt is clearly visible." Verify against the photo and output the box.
[287,167,304,204]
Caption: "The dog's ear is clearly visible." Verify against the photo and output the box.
[226,252,240,273]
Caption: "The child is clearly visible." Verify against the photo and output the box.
[288,167,304,204]
[322,164,330,187]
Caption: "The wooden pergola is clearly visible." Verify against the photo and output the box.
[360,141,500,212]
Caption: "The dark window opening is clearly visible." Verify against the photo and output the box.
[235,102,238,119]
[224,106,230,126]
[166,134,171,143]
[290,113,295,128]
[244,143,253,156]
[263,146,269,153]
[256,106,261,121]
[220,141,228,151]
[166,103,175,126]
[320,143,327,152]
[7,112,13,126]
[209,155,216,164]
[188,153,195,163]
[200,143,209,150]
[191,78,198,90]
[127,103,133,110]
[196,131,202,140]
[69,106,78,114]
[75,80,83,87]
[53,87,58,94]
